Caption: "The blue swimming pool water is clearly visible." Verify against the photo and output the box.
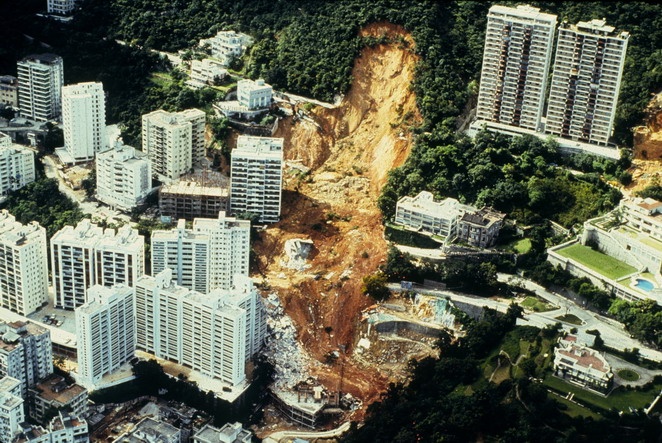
[635,278,655,292]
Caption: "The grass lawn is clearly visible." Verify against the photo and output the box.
[544,375,661,412]
[520,296,555,312]
[513,238,532,254]
[550,393,602,419]
[150,72,173,87]
[617,369,641,382]
[556,243,637,280]
[555,314,583,325]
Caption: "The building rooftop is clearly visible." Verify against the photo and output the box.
[234,135,283,157]
[32,374,86,405]
[161,179,229,198]
[19,53,62,65]
[557,344,609,374]
[397,191,473,218]
[114,417,180,443]
[489,4,557,23]
[0,390,23,409]
[0,210,44,247]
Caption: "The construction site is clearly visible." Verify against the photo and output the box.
[159,168,229,220]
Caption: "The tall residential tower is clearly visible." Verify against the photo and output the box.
[475,5,557,133]
[545,19,629,146]
[17,54,64,122]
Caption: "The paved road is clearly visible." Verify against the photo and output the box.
[263,421,351,443]
[394,244,445,259]
[388,276,662,363]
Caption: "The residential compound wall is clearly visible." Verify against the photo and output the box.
[142,108,205,182]
[75,285,135,388]
[475,5,557,132]
[51,221,144,310]
[0,321,53,397]
[230,136,283,223]
[60,82,107,163]
[545,20,629,146]
[17,54,64,122]
[96,142,152,211]
[394,191,505,248]
[135,270,266,387]
[0,211,48,316]
[472,5,629,157]
[151,212,250,293]
[0,144,35,196]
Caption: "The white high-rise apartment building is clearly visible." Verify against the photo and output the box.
[135,270,265,386]
[47,0,76,15]
[0,321,53,396]
[0,211,48,316]
[0,376,24,443]
[17,54,64,122]
[51,221,144,310]
[17,413,89,443]
[0,144,35,197]
[151,219,210,293]
[545,19,629,146]
[142,108,205,181]
[60,82,107,163]
[96,141,152,211]
[475,5,557,133]
[237,79,272,110]
[230,136,283,223]
[151,212,250,293]
[0,133,11,148]
[76,285,135,388]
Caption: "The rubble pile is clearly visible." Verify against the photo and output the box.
[263,293,318,391]
[281,238,314,271]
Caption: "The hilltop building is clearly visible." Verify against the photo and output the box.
[545,19,629,147]
[0,212,48,316]
[394,191,505,248]
[75,285,135,388]
[96,142,152,211]
[0,144,35,197]
[237,79,272,110]
[51,221,144,310]
[474,5,557,133]
[135,270,266,387]
[189,59,228,88]
[17,54,64,122]
[200,31,253,66]
[553,334,612,393]
[151,212,250,293]
[47,0,77,15]
[0,322,53,397]
[230,136,283,223]
[58,82,107,164]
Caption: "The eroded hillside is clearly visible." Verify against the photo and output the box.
[254,22,421,408]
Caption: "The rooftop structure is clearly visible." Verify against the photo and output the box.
[15,412,89,443]
[96,141,152,211]
[113,417,180,443]
[0,211,48,316]
[193,422,252,443]
[28,374,88,424]
[0,133,11,148]
[17,54,64,122]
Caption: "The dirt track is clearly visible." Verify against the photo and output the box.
[253,22,421,412]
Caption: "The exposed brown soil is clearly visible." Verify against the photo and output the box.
[253,22,421,413]
[629,92,662,193]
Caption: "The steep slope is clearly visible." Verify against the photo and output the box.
[254,22,421,408]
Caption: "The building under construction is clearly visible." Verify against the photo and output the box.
[159,170,230,220]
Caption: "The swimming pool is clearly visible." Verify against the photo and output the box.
[635,278,655,292]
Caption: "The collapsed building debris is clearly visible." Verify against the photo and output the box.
[281,239,314,271]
